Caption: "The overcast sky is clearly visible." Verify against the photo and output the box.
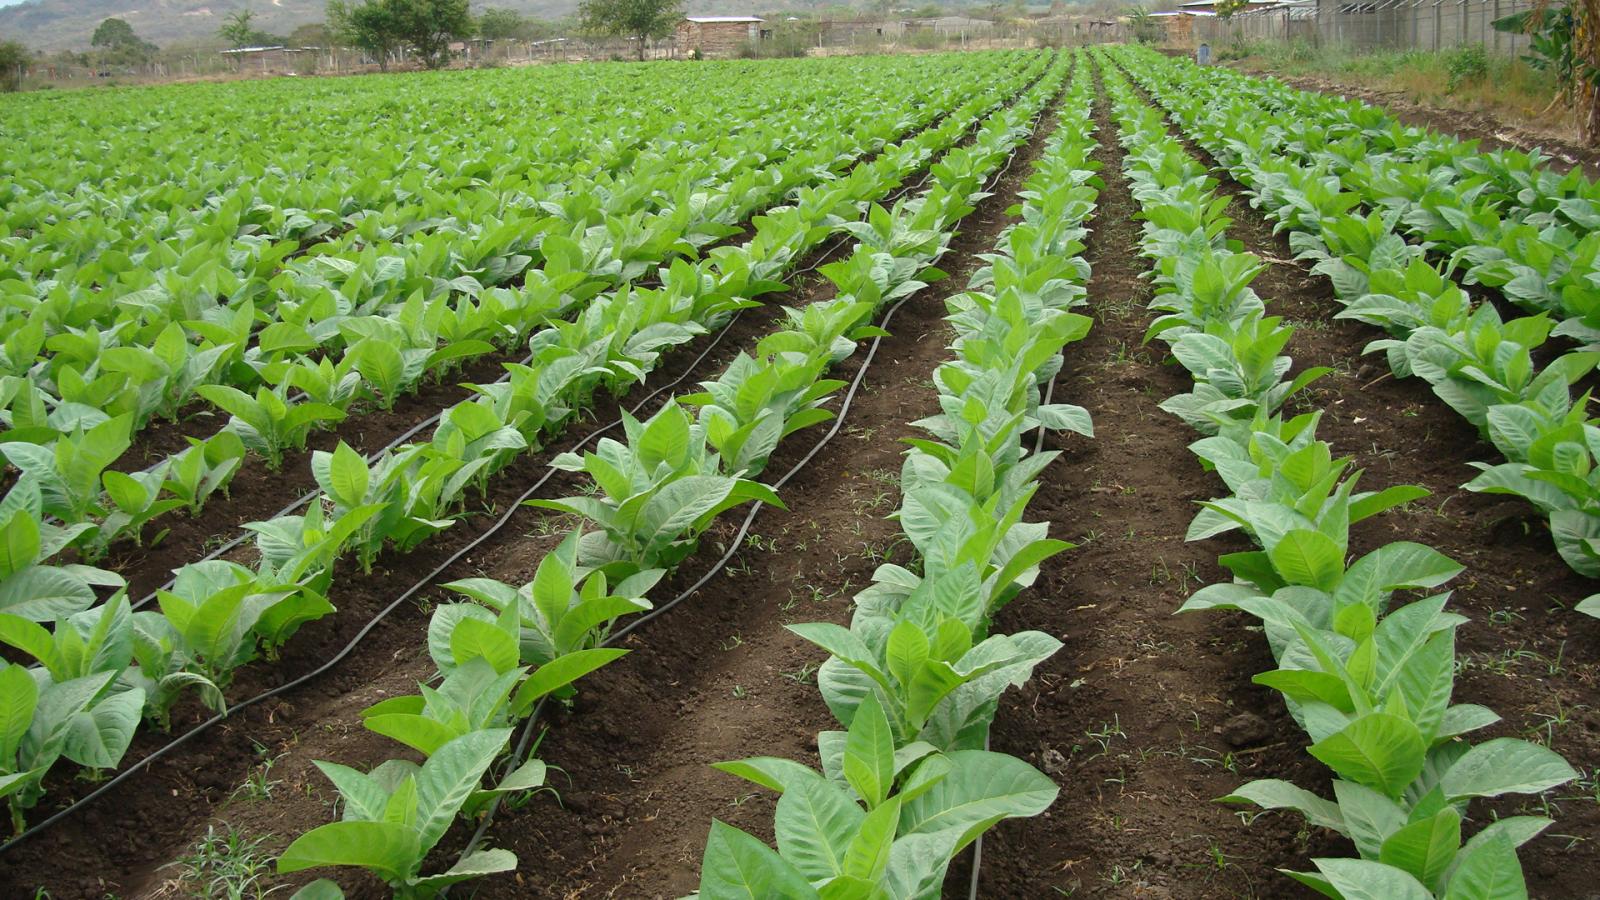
[0,0,29,8]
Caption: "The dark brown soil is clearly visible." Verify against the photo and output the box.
[9,55,1598,900]
[1232,64,1600,181]
[971,60,1600,898]
[0,72,1050,900]
[974,67,1341,899]
[435,101,1072,900]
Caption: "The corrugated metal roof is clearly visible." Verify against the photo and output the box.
[685,16,764,23]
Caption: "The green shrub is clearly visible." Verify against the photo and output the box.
[1445,44,1490,89]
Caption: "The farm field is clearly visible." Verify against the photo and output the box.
[0,43,1597,899]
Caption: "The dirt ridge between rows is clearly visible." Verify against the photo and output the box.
[91,85,995,600]
[971,62,1334,898]
[983,56,1600,897]
[0,63,1057,900]
[1159,73,1600,897]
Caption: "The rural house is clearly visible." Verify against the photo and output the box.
[676,16,765,58]
[219,45,315,75]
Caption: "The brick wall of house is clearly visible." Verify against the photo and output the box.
[676,21,759,58]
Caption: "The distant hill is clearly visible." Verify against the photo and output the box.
[0,0,578,52]
[0,0,883,52]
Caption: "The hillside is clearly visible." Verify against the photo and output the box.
[0,0,584,51]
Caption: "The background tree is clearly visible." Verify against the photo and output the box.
[288,22,333,47]
[1495,0,1600,145]
[389,0,473,68]
[578,0,683,60]
[90,18,140,50]
[90,18,157,67]
[328,0,403,69]
[1126,6,1162,42]
[220,9,258,47]
[477,7,528,40]
[330,0,471,69]
[0,40,27,92]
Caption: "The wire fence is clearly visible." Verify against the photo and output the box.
[1193,0,1539,56]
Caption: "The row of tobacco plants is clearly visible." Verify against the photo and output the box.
[0,54,1029,561]
[686,54,1100,899]
[1101,49,1579,899]
[269,52,1082,897]
[0,52,1052,845]
[1117,46,1600,615]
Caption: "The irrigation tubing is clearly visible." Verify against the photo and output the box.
[0,183,889,855]
[443,287,920,888]
[121,96,994,612]
[447,100,1059,892]
[3,71,1054,864]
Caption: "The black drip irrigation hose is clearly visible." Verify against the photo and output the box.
[123,98,987,612]
[443,289,920,888]
[0,307,750,858]
[447,94,1064,895]
[2,68,1056,866]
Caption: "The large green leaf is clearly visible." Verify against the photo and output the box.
[843,694,895,811]
[1441,832,1527,900]
[412,728,512,850]
[1310,857,1434,900]
[1269,529,1346,591]
[1439,738,1577,802]
[697,819,820,900]
[1309,713,1426,800]
[1221,779,1344,832]
[1379,808,1460,890]
[774,776,864,880]
[277,820,423,883]
[897,749,1058,852]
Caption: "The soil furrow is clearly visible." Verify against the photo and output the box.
[94,90,983,599]
[974,65,1336,899]
[0,70,1057,900]
[444,102,1067,900]
[986,58,1600,898]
